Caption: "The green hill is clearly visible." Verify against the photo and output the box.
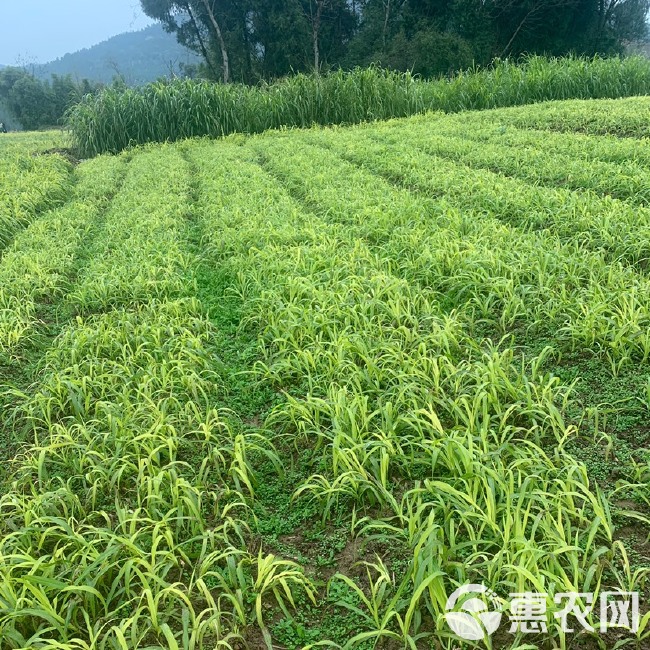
[34,24,200,86]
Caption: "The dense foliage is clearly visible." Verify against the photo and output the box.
[1,98,650,649]
[140,0,650,83]
[68,55,650,156]
[0,67,101,131]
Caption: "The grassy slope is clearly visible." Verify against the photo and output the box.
[0,102,649,649]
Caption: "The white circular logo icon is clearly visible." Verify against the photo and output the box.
[445,584,503,641]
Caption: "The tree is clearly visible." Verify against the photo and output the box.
[305,0,327,72]
[0,67,101,130]
[199,0,231,81]
[141,0,235,82]
[143,0,650,83]
[591,0,650,50]
[299,0,357,72]
[246,0,312,79]
[379,0,407,50]
[485,0,582,57]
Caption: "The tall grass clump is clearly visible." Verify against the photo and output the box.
[67,55,650,157]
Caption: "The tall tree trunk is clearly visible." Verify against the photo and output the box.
[242,10,254,83]
[311,0,326,74]
[500,6,536,57]
[185,1,220,79]
[598,0,620,34]
[313,26,320,73]
[200,0,230,83]
[382,0,391,51]
[381,0,406,53]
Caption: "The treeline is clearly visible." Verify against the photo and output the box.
[0,68,102,130]
[141,0,650,83]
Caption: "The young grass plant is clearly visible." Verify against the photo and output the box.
[68,146,193,313]
[0,154,126,358]
[2,99,650,648]
[189,135,648,647]
[0,151,71,250]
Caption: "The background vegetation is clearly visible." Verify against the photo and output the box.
[0,67,102,131]
[68,55,650,156]
[0,26,200,131]
[141,0,650,83]
[2,96,650,650]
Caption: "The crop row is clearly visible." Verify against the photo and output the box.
[68,147,194,313]
[435,114,650,167]
[304,124,650,270]
[257,133,650,374]
[0,154,126,358]
[189,139,649,646]
[0,131,66,156]
[2,121,649,648]
[467,96,650,138]
[0,300,262,648]
[0,146,316,649]
[371,117,650,205]
[0,151,71,251]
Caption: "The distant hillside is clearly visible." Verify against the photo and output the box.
[35,25,200,86]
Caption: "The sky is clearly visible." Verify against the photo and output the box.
[0,1,155,65]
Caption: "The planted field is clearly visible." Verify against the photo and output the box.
[1,99,649,650]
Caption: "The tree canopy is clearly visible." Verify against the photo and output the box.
[0,68,102,130]
[140,0,650,83]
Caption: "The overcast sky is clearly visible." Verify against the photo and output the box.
[0,1,155,65]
